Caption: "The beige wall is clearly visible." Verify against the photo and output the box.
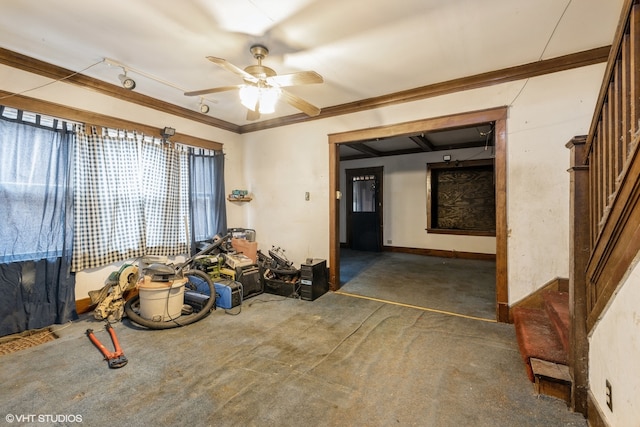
[589,254,640,426]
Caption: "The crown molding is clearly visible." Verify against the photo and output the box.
[0,47,239,133]
[240,46,611,133]
[0,45,610,135]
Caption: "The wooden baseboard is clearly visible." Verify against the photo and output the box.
[497,302,510,323]
[383,245,496,261]
[508,277,569,323]
[339,244,496,261]
[75,297,95,315]
[587,390,608,427]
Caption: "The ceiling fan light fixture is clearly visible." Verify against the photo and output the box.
[258,87,281,114]
[188,44,320,117]
[239,85,258,110]
[239,85,281,114]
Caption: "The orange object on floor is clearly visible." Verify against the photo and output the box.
[86,323,128,369]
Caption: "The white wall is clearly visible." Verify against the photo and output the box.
[339,148,496,254]
[505,69,598,302]
[241,120,332,263]
[589,254,640,426]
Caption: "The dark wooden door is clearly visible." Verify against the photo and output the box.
[346,167,383,252]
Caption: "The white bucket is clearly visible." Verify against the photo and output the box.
[138,276,186,322]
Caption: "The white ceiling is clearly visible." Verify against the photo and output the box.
[0,0,625,127]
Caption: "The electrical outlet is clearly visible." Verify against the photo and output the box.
[387,239,392,244]
[305,192,310,201]
[605,379,613,411]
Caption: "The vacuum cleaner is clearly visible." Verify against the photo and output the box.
[124,234,230,329]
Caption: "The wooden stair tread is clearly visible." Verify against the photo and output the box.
[543,291,570,353]
[530,358,571,383]
[530,358,572,405]
[513,306,568,382]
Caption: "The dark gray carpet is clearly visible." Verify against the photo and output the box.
[340,250,496,320]
[0,292,585,426]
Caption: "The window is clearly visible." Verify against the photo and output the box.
[0,107,74,263]
[1,107,225,272]
[427,159,495,236]
[190,150,227,243]
[352,174,377,213]
[72,127,191,271]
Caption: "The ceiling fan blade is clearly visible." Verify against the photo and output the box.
[245,98,261,121]
[246,108,260,121]
[207,56,259,83]
[184,85,242,97]
[280,89,321,117]
[267,71,323,87]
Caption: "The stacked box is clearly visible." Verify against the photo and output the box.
[184,290,210,312]
[236,265,262,299]
[299,259,328,301]
[191,255,224,281]
[231,238,258,263]
[214,280,242,309]
[224,253,253,269]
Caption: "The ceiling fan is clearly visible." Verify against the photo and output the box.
[185,44,323,120]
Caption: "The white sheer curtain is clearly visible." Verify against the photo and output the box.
[142,141,190,257]
[0,106,77,335]
[72,126,189,271]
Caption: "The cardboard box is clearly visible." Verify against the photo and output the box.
[231,238,258,263]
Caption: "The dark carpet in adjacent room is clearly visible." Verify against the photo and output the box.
[340,249,496,320]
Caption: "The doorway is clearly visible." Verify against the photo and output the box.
[346,167,383,252]
[328,107,509,322]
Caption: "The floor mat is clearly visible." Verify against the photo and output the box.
[0,328,58,356]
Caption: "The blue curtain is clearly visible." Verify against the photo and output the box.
[189,149,227,251]
[0,108,77,336]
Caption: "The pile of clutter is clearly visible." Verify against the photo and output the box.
[190,230,262,309]
[258,247,299,280]
[89,227,319,329]
[256,246,303,297]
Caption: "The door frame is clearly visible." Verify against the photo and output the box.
[345,166,384,250]
[328,106,509,322]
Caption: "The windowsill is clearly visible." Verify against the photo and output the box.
[426,228,496,237]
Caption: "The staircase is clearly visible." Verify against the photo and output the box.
[513,290,571,403]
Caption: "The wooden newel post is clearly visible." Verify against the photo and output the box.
[566,135,590,416]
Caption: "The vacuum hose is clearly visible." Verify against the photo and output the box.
[124,269,215,330]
